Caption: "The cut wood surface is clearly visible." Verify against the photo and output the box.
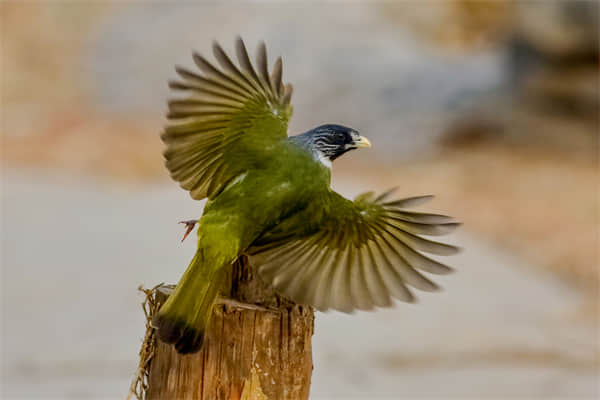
[144,257,314,400]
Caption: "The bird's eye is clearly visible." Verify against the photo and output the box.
[336,133,345,140]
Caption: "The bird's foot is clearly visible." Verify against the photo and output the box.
[178,219,199,242]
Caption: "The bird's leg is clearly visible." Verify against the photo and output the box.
[178,219,199,242]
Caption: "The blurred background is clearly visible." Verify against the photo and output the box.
[2,1,598,398]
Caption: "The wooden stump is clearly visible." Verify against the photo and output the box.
[143,257,314,400]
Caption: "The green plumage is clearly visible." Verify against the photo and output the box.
[155,38,459,354]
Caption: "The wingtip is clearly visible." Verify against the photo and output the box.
[192,51,211,68]
[235,35,247,54]
[211,39,223,55]
[168,80,187,90]
[271,57,283,96]
[431,283,445,292]
[174,65,193,79]
[282,83,293,104]
[192,51,203,65]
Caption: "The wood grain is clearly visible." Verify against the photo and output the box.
[146,257,314,400]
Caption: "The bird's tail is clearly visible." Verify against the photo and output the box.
[154,248,229,354]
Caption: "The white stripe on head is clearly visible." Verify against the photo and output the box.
[315,149,332,169]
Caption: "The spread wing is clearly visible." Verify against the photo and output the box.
[161,37,293,200]
[247,190,460,312]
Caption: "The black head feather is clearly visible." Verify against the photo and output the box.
[292,124,370,163]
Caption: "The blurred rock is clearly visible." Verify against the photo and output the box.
[377,1,515,52]
[443,1,598,155]
[510,1,598,116]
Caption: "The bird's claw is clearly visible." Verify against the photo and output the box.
[178,219,198,242]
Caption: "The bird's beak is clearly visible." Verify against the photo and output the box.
[353,135,372,148]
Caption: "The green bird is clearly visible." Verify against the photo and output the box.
[155,38,459,354]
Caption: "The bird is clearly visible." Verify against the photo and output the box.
[155,37,460,354]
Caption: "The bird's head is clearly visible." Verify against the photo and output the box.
[297,124,371,166]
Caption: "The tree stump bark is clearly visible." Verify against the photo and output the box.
[144,257,314,400]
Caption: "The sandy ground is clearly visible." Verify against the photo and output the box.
[1,169,597,399]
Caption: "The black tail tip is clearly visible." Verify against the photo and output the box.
[154,313,205,355]
[174,332,204,354]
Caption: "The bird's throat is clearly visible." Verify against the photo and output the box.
[314,150,332,169]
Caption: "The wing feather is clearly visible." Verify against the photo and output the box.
[282,84,293,105]
[162,38,293,200]
[271,57,283,97]
[348,245,375,310]
[247,190,459,312]
[234,38,265,94]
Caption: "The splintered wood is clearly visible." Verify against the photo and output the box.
[144,258,314,400]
